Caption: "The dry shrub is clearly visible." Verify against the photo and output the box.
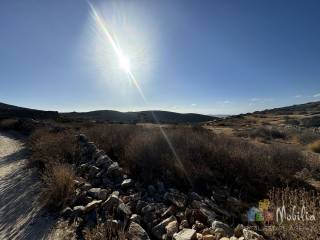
[29,128,76,169]
[84,221,126,240]
[122,126,305,197]
[42,164,75,210]
[308,140,320,153]
[266,187,320,240]
[247,126,287,141]
[299,130,320,145]
[83,124,140,160]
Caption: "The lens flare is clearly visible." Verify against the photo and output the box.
[87,1,192,187]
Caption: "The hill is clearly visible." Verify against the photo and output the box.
[62,110,217,123]
[253,101,320,115]
[0,102,58,119]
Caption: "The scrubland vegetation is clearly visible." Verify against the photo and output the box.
[1,111,320,239]
[26,123,308,203]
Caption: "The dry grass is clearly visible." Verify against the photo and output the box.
[121,126,305,197]
[29,128,76,169]
[41,164,75,210]
[266,187,320,240]
[308,140,320,153]
[84,221,126,240]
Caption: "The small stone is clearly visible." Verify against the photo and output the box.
[81,183,92,191]
[234,224,244,238]
[180,219,189,229]
[202,234,214,240]
[130,214,141,224]
[173,228,197,240]
[121,179,134,189]
[192,221,205,231]
[196,233,203,240]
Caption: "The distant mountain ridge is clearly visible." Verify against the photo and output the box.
[62,110,217,123]
[0,102,217,123]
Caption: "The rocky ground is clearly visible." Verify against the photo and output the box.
[61,134,265,240]
[0,132,63,240]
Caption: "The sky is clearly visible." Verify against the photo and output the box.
[1,0,320,115]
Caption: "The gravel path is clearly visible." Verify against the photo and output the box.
[0,132,60,240]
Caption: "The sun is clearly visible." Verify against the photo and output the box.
[118,52,131,73]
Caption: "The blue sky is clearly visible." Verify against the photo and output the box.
[1,0,320,114]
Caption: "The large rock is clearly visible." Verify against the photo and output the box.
[117,202,132,218]
[152,215,177,239]
[211,221,233,237]
[166,220,179,237]
[128,222,150,240]
[88,165,100,178]
[164,190,187,208]
[96,154,113,168]
[198,205,217,224]
[243,229,264,240]
[173,228,197,240]
[107,162,122,178]
[84,200,102,213]
[102,192,123,212]
[88,188,109,201]
[72,205,86,216]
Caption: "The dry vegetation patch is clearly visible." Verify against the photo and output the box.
[28,123,309,201]
[41,164,75,210]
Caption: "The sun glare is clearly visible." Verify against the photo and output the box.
[118,52,131,73]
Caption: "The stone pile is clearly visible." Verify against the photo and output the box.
[61,134,265,240]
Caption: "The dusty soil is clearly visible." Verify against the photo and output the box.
[0,132,66,240]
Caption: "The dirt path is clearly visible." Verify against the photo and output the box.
[0,132,60,240]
